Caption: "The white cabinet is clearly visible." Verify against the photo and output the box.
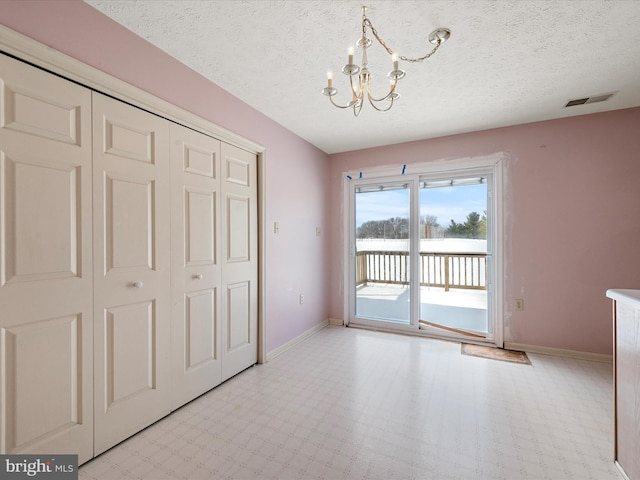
[607,289,640,480]
[0,53,258,464]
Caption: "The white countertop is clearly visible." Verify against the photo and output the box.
[606,289,640,308]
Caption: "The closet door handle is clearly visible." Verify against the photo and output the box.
[131,280,143,288]
[193,274,203,280]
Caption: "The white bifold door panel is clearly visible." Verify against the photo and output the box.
[220,143,258,382]
[92,93,171,455]
[0,53,259,463]
[170,123,222,410]
[0,54,94,463]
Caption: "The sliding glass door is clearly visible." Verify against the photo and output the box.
[418,177,490,337]
[348,165,499,343]
[354,182,412,325]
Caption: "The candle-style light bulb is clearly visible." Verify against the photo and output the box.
[348,46,354,65]
[392,53,398,71]
[327,71,333,88]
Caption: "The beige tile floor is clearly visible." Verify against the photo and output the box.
[80,326,623,480]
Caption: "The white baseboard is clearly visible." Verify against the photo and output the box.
[266,320,329,362]
[328,317,344,326]
[615,461,632,480]
[504,342,613,364]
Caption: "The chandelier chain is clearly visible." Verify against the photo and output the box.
[363,18,442,63]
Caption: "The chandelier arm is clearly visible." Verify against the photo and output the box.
[365,78,395,110]
[353,99,364,117]
[328,94,358,109]
[367,94,394,112]
[366,82,398,103]
[349,74,361,99]
[364,17,444,63]
[367,92,393,103]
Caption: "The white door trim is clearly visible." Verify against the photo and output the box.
[0,24,267,364]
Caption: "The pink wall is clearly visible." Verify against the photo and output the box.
[328,108,640,354]
[0,0,331,354]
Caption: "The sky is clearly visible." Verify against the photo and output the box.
[356,183,486,228]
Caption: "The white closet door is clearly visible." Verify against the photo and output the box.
[0,54,94,463]
[220,143,258,381]
[170,123,222,409]
[92,93,171,455]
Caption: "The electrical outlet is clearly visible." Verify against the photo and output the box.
[316,227,321,237]
[299,294,304,304]
[516,299,524,311]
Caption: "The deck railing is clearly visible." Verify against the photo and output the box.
[356,251,487,291]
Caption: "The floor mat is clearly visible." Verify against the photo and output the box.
[461,343,531,365]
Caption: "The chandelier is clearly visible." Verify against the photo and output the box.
[322,6,451,116]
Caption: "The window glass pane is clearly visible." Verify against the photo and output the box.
[355,185,410,324]
[419,179,489,334]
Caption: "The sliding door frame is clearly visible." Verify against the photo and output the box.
[343,154,505,347]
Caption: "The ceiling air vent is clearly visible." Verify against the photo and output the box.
[565,92,616,108]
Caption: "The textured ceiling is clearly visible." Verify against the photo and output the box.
[85,0,640,154]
